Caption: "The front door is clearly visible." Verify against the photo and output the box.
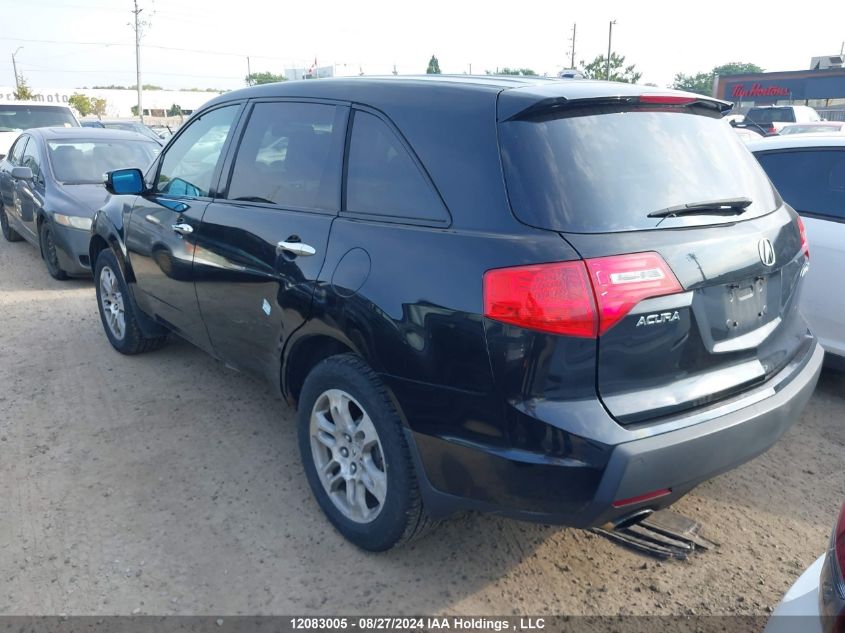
[16,136,46,242]
[193,100,347,377]
[125,103,242,352]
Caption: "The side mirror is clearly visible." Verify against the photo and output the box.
[11,166,33,180]
[729,120,738,127]
[105,168,145,195]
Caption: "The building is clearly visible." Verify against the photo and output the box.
[713,62,845,119]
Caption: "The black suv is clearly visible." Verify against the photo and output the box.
[90,76,823,551]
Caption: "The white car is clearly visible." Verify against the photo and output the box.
[764,502,844,633]
[0,101,79,159]
[745,105,822,135]
[749,135,845,367]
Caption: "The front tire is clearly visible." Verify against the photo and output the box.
[297,354,433,551]
[94,249,167,354]
[39,221,69,280]
[0,203,22,242]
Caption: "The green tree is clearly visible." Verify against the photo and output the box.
[13,75,34,100]
[426,55,441,74]
[672,62,764,96]
[495,67,538,76]
[245,71,285,85]
[91,97,107,117]
[580,52,642,83]
[131,105,140,116]
[167,103,183,117]
[68,93,93,117]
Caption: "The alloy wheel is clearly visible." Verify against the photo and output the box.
[99,265,126,341]
[309,388,387,524]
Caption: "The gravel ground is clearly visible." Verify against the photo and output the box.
[0,237,843,617]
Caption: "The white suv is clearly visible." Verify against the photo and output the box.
[0,101,79,159]
[744,105,821,135]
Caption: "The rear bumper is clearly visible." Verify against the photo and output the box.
[408,339,823,525]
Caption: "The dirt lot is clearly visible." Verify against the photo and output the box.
[0,238,843,618]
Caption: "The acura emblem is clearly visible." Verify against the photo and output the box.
[758,238,776,267]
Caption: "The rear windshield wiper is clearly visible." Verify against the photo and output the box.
[647,197,753,219]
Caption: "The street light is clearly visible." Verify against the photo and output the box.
[606,20,616,81]
[11,47,23,92]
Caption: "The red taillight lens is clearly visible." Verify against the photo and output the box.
[612,488,672,508]
[585,252,683,335]
[834,502,845,584]
[797,216,810,259]
[639,94,697,105]
[483,261,597,337]
[483,252,682,338]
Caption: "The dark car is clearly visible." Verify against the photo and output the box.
[98,120,164,144]
[0,127,160,279]
[88,76,823,551]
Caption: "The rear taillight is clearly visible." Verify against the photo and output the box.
[482,261,597,337]
[586,252,683,335]
[483,252,682,338]
[797,216,810,259]
[638,94,697,106]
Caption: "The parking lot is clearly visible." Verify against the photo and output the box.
[0,237,843,617]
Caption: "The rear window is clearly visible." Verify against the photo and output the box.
[755,149,845,221]
[500,109,778,233]
[0,105,77,132]
[746,108,795,124]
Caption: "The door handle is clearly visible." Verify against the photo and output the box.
[276,240,316,257]
[172,223,193,235]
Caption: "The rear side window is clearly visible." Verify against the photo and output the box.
[500,109,778,233]
[755,149,845,221]
[345,111,447,223]
[746,108,795,124]
[227,102,339,210]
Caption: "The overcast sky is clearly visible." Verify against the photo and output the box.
[2,0,844,91]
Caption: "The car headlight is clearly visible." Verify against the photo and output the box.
[53,214,92,231]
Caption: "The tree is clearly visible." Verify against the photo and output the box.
[580,52,641,83]
[245,71,285,85]
[495,67,537,76]
[167,103,183,117]
[91,97,107,117]
[131,105,140,116]
[68,93,93,117]
[672,62,765,96]
[13,75,34,100]
[426,55,441,74]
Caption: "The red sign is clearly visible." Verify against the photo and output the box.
[731,83,790,98]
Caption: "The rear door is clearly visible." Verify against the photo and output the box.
[193,100,346,377]
[0,135,28,228]
[754,147,845,357]
[498,96,810,424]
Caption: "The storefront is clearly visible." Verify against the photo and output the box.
[713,68,845,117]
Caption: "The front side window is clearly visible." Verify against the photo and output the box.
[21,139,43,183]
[156,104,239,197]
[756,149,845,221]
[345,111,447,222]
[227,102,339,210]
[8,136,28,165]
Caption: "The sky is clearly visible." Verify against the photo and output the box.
[1,0,844,91]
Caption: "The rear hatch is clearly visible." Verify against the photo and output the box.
[497,90,811,424]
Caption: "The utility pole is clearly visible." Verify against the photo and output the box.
[11,47,23,92]
[606,20,616,81]
[469,63,472,75]
[131,0,145,123]
[246,56,252,85]
[569,23,576,69]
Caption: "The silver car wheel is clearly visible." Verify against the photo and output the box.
[99,265,126,341]
[309,388,387,524]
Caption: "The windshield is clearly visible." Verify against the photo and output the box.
[499,108,778,233]
[47,139,159,184]
[0,105,78,132]
[746,108,795,124]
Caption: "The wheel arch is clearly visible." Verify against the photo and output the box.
[282,332,358,407]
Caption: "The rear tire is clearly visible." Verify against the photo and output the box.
[94,249,167,355]
[39,221,69,280]
[297,354,434,551]
[0,203,22,242]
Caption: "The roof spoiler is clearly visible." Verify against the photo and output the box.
[503,94,733,122]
